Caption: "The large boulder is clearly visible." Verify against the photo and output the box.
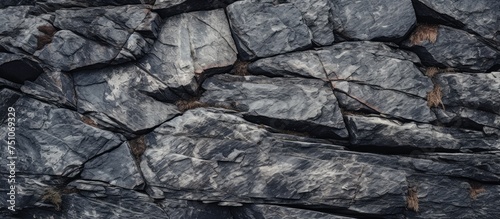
[226,0,313,60]
[329,0,416,41]
[404,25,499,72]
[346,115,499,152]
[153,0,237,17]
[0,97,124,177]
[73,64,179,134]
[139,108,500,217]
[436,72,500,115]
[200,74,348,138]
[250,42,436,123]
[138,9,237,97]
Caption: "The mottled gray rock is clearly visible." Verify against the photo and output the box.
[21,71,76,108]
[139,9,237,96]
[404,25,499,72]
[346,115,499,152]
[139,108,500,217]
[334,81,435,123]
[54,5,160,48]
[0,97,124,177]
[288,0,335,46]
[233,204,356,219]
[140,108,408,215]
[329,0,416,41]
[201,74,348,138]
[36,0,155,10]
[35,30,121,71]
[414,0,500,48]
[227,0,313,60]
[250,42,436,123]
[406,176,500,219]
[436,72,500,115]
[433,106,500,131]
[0,53,43,84]
[74,64,179,133]
[0,6,54,54]
[0,0,35,8]
[81,142,144,189]
[153,0,237,17]
[0,88,21,122]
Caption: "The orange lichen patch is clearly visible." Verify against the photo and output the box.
[469,182,486,200]
[407,186,419,212]
[410,24,438,45]
[81,115,98,127]
[128,136,147,162]
[427,85,445,109]
[231,60,250,76]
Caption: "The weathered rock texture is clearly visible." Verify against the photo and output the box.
[1,1,499,218]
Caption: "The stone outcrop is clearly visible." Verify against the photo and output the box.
[0,1,499,218]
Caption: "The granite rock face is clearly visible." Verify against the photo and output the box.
[1,1,500,218]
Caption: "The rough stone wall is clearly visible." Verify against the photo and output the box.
[0,0,499,218]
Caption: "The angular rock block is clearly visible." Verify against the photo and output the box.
[201,74,348,138]
[330,0,416,41]
[35,30,121,71]
[227,0,313,60]
[414,0,500,48]
[250,42,436,123]
[0,6,55,54]
[153,0,237,17]
[139,9,237,96]
[0,88,22,122]
[0,97,124,177]
[74,64,179,133]
[436,72,500,115]
[81,142,144,189]
[346,115,499,152]
[140,108,408,215]
[404,25,499,72]
[433,106,500,132]
[21,71,76,108]
[36,0,156,10]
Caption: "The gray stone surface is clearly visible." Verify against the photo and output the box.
[36,0,155,10]
[329,0,416,40]
[138,9,237,96]
[233,204,356,219]
[153,0,237,17]
[35,30,120,71]
[74,64,179,133]
[201,74,348,138]
[81,142,144,189]
[346,115,500,152]
[21,71,76,108]
[415,0,500,48]
[0,97,124,177]
[250,42,436,123]
[227,0,313,60]
[0,88,22,122]
[0,6,53,54]
[433,106,500,131]
[404,25,499,72]
[436,72,500,115]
